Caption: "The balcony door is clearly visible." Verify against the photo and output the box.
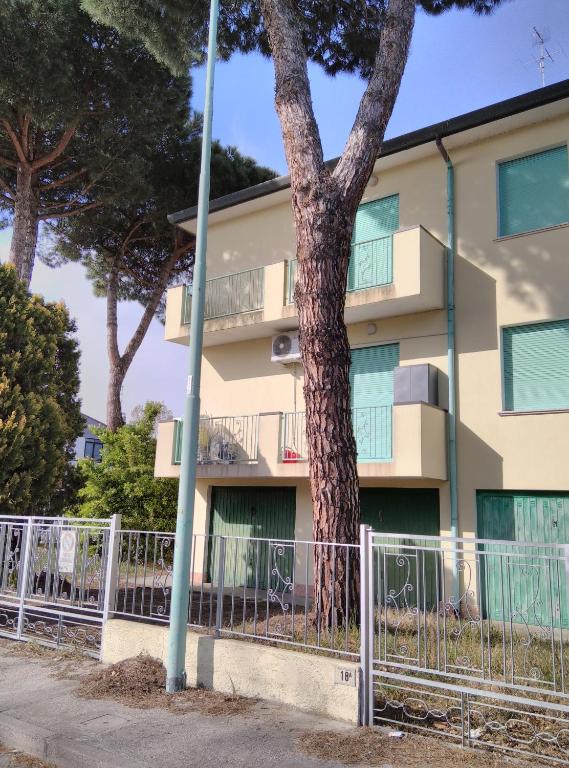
[349,193,399,291]
[350,343,399,461]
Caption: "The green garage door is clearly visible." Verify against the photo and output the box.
[207,486,296,589]
[477,491,569,628]
[361,488,440,609]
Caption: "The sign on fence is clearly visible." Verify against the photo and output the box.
[58,529,77,573]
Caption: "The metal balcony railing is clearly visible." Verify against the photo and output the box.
[173,415,259,465]
[182,267,264,323]
[280,405,393,463]
[285,234,393,305]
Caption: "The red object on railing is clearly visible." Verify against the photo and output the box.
[283,448,301,463]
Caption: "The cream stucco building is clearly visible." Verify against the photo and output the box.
[155,81,569,577]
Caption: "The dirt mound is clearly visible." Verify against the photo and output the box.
[80,654,165,702]
[79,654,256,716]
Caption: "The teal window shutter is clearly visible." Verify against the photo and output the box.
[498,145,569,236]
[503,319,569,411]
[349,194,399,290]
[350,343,400,460]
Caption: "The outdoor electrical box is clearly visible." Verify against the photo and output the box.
[393,364,439,407]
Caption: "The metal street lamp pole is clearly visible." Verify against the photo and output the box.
[166,0,220,693]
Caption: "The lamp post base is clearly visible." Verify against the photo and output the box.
[166,673,187,693]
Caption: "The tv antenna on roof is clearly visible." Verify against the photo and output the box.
[532,27,555,87]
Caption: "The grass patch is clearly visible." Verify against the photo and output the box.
[297,727,528,767]
[0,744,56,768]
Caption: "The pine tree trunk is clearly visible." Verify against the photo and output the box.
[260,0,415,631]
[9,164,38,287]
[295,204,360,627]
[106,267,125,431]
[106,362,126,432]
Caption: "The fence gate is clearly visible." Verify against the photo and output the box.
[0,515,118,658]
[360,525,569,765]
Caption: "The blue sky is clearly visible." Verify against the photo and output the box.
[1,0,568,422]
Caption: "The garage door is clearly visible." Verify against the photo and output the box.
[361,488,440,609]
[477,491,569,628]
[207,487,296,589]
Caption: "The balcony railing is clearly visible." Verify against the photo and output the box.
[182,267,264,323]
[285,234,393,305]
[173,415,259,465]
[280,405,393,463]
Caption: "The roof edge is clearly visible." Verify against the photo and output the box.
[168,78,569,226]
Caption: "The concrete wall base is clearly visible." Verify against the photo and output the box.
[102,619,360,724]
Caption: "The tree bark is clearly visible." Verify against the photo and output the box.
[297,205,361,627]
[260,0,415,627]
[106,266,125,431]
[9,163,38,287]
[3,116,80,287]
[105,245,185,431]
[107,361,127,432]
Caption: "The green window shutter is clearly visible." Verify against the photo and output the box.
[503,319,569,411]
[498,145,569,236]
[349,194,399,290]
[350,343,399,460]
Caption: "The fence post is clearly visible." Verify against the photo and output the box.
[215,536,226,638]
[102,514,122,625]
[359,524,373,726]
[16,517,34,640]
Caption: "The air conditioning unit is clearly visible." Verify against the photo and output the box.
[271,332,301,364]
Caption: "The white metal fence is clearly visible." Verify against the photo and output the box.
[0,514,116,656]
[112,529,358,657]
[3,514,569,762]
[360,526,569,764]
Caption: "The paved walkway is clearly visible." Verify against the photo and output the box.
[0,645,351,768]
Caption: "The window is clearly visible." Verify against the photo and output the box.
[502,319,569,412]
[84,438,103,461]
[498,145,569,237]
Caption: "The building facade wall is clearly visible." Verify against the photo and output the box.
[161,106,569,547]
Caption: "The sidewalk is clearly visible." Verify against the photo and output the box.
[0,642,349,768]
[0,641,522,768]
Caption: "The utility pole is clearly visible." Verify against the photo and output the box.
[165,0,220,693]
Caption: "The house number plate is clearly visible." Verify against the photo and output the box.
[334,667,356,687]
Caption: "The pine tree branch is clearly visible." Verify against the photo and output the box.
[259,0,325,188]
[19,113,31,158]
[120,247,181,370]
[38,200,103,221]
[0,155,17,170]
[0,175,14,201]
[38,167,88,190]
[31,123,78,172]
[1,119,28,165]
[333,0,416,200]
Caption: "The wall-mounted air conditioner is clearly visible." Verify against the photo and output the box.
[271,332,301,364]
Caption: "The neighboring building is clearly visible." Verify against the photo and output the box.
[155,80,569,579]
[74,414,105,463]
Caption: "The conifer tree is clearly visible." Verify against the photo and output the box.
[0,0,190,286]
[0,264,83,514]
[50,118,274,430]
